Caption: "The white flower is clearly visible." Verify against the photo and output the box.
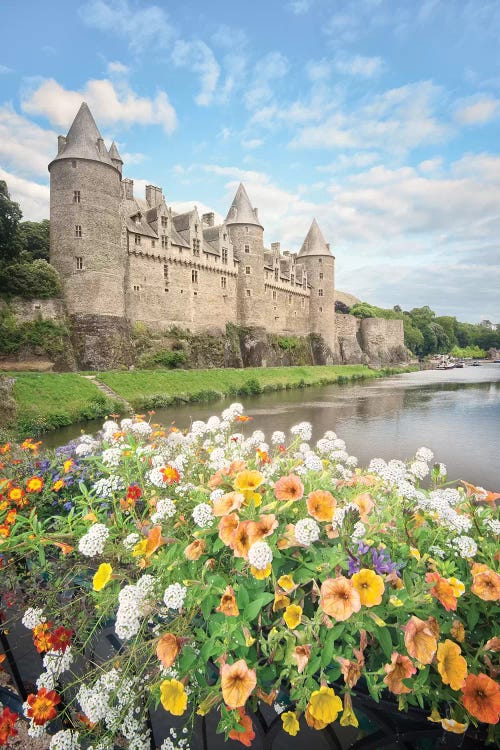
[416,447,434,462]
[123,532,140,550]
[352,521,366,540]
[192,503,214,528]
[163,583,187,611]
[92,476,124,498]
[290,422,312,442]
[452,535,478,558]
[408,460,430,480]
[304,452,323,472]
[130,421,152,437]
[248,541,273,570]
[294,518,320,546]
[102,447,122,467]
[148,467,166,487]
[22,607,45,629]
[151,498,176,524]
[210,488,225,503]
[43,648,73,680]
[271,430,286,445]
[485,518,500,534]
[49,729,80,750]
[78,524,109,557]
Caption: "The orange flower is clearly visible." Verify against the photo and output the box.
[231,521,256,559]
[228,708,255,747]
[437,640,467,691]
[51,479,65,492]
[426,572,457,611]
[319,576,361,621]
[184,539,206,560]
[404,616,438,665]
[26,476,44,493]
[218,513,239,546]
[484,637,500,652]
[352,492,375,521]
[0,706,18,745]
[450,620,465,643]
[63,459,74,473]
[212,492,245,516]
[338,656,364,688]
[160,465,180,484]
[383,653,417,694]
[461,673,500,724]
[7,487,25,505]
[274,474,304,501]
[26,688,60,725]
[144,525,164,558]
[249,514,278,540]
[156,633,181,668]
[307,490,336,522]
[33,622,53,653]
[221,660,257,708]
[292,645,311,673]
[471,566,500,602]
[217,586,240,617]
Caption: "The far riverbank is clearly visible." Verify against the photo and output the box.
[2,364,416,438]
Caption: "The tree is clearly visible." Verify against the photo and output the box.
[16,220,50,261]
[435,316,458,348]
[335,300,350,314]
[0,180,22,262]
[0,259,61,298]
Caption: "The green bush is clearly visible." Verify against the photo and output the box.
[0,308,70,357]
[138,349,188,369]
[276,336,299,351]
[0,259,61,299]
[450,345,487,359]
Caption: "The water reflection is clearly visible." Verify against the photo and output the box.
[40,366,500,489]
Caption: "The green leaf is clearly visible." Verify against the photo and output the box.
[375,625,393,660]
[236,585,250,610]
[320,627,337,668]
[467,606,480,631]
[178,646,198,672]
[364,673,381,704]
[243,593,275,621]
[201,595,217,621]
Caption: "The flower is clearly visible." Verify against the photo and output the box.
[228,708,255,746]
[221,660,257,708]
[292,645,311,673]
[247,541,273,570]
[437,640,467,691]
[426,572,457,611]
[273,473,304,501]
[304,706,328,730]
[441,718,468,734]
[281,711,300,736]
[277,574,295,591]
[250,563,271,579]
[383,652,416,695]
[160,679,187,716]
[307,490,336,522]
[92,563,112,592]
[447,577,465,598]
[26,476,44,493]
[234,470,264,494]
[461,673,500,724]
[404,616,438,665]
[216,586,240,617]
[218,513,239,546]
[212,492,245,516]
[26,688,61,725]
[0,706,18,745]
[156,633,181,668]
[340,693,359,728]
[294,517,320,546]
[273,593,290,612]
[283,604,302,629]
[471,566,500,601]
[184,539,206,560]
[450,620,465,643]
[352,492,374,522]
[320,577,361,621]
[351,569,385,607]
[307,686,343,724]
[160,465,180,484]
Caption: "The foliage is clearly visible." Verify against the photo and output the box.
[0,307,68,356]
[15,219,50,262]
[0,409,498,749]
[334,301,350,314]
[276,336,300,350]
[138,349,188,369]
[0,180,22,263]
[450,345,487,359]
[0,259,61,299]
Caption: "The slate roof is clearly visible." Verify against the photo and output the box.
[225,183,263,228]
[109,141,123,163]
[298,219,333,258]
[49,102,114,168]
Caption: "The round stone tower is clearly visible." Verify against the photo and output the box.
[48,103,130,369]
[297,219,337,357]
[225,184,266,328]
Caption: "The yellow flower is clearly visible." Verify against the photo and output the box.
[245,492,262,507]
[281,711,300,736]
[160,679,188,716]
[93,563,112,592]
[283,604,302,629]
[389,596,403,607]
[132,539,148,557]
[351,569,385,607]
[450,619,465,643]
[277,574,295,591]
[340,694,359,728]
[234,470,264,493]
[409,547,421,560]
[441,718,468,734]
[251,563,271,579]
[436,640,467,691]
[447,577,465,598]
[307,686,343,724]
[273,593,290,612]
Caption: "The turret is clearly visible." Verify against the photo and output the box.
[297,219,336,354]
[225,184,265,327]
[109,141,123,176]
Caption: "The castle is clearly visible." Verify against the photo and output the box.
[49,103,406,370]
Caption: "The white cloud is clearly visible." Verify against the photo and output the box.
[0,167,49,221]
[0,65,13,74]
[335,55,384,77]
[288,0,312,14]
[171,40,220,106]
[418,157,443,173]
[0,104,56,177]
[121,152,145,165]
[107,61,129,74]
[79,0,174,53]
[241,138,263,149]
[317,152,380,172]
[455,97,499,125]
[21,78,177,134]
[244,52,289,110]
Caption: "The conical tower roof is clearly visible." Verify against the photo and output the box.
[109,141,123,163]
[49,102,114,168]
[225,183,263,228]
[298,219,332,257]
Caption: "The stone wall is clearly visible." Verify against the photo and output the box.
[359,317,409,365]
[7,297,67,324]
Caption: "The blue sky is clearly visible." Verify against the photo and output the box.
[1,0,499,322]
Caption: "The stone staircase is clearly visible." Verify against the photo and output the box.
[83,375,133,414]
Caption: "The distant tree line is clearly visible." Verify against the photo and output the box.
[0,180,59,298]
[336,300,499,357]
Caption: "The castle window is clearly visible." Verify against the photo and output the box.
[245,266,251,274]
[161,217,167,228]
[221,276,227,289]
[73,190,80,203]
[195,224,198,233]
[318,289,324,297]
[319,306,323,312]
[245,226,249,233]
[303,278,306,288]
[134,234,141,245]
[222,247,228,264]
[151,240,156,248]
[193,238,200,256]
[163,264,169,280]
[133,285,140,292]
[319,272,323,280]
[246,289,251,297]
[272,290,277,300]
[223,233,227,240]
[244,244,250,254]
[192,269,198,284]
[291,274,294,285]
[75,225,82,238]
[75,256,83,270]
[161,235,167,248]
[319,258,322,264]
[71,160,77,168]
[301,298,305,308]
[194,291,198,297]
[274,268,279,281]
[288,294,292,304]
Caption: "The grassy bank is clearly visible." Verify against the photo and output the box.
[98,364,412,410]
[4,364,415,438]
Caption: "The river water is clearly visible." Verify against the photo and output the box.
[41,365,500,489]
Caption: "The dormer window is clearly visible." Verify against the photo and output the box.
[135,234,141,245]
[274,268,279,281]
[161,217,168,228]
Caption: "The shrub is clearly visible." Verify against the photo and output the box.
[0,259,61,299]
[138,350,188,369]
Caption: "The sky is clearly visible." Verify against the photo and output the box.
[0,0,499,323]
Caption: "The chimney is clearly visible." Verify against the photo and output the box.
[121,178,134,200]
[253,207,259,221]
[271,242,280,254]
[97,137,107,157]
[145,184,163,208]
[202,212,215,227]
[57,135,66,154]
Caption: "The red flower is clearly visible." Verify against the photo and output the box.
[50,626,73,653]
[425,572,457,611]
[127,484,142,501]
[160,466,180,484]
[0,706,18,744]
[26,688,61,725]
[228,708,256,746]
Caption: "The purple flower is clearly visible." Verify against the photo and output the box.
[371,547,400,575]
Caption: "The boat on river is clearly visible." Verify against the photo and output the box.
[436,360,455,370]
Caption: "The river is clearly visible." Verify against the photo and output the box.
[41,364,500,489]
